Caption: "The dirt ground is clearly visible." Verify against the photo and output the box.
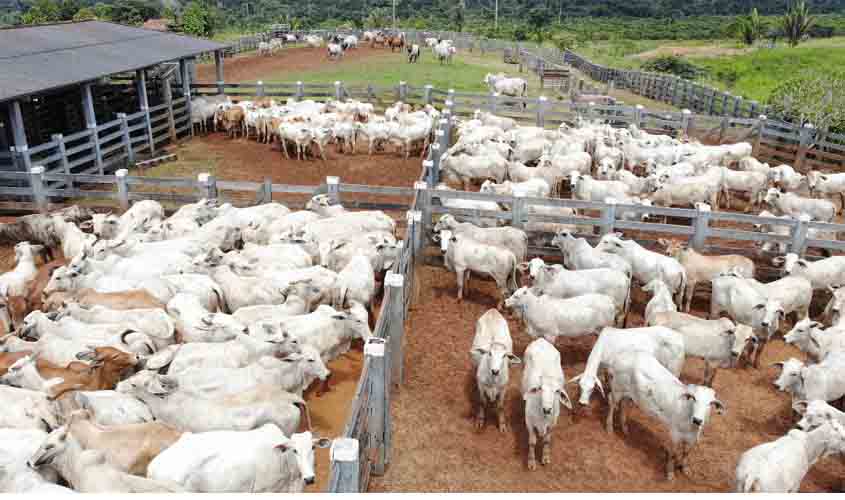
[370,259,845,492]
[195,46,395,83]
[632,45,754,61]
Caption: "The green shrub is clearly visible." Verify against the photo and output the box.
[641,55,706,79]
[767,70,845,131]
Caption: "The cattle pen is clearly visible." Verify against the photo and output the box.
[2,24,845,494]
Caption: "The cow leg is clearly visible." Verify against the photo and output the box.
[527,428,538,471]
[684,282,695,313]
[619,398,629,435]
[703,362,711,387]
[753,338,768,369]
[605,391,616,433]
[456,269,465,301]
[475,386,486,429]
[541,430,552,465]
[665,446,676,481]
[497,391,508,432]
[677,442,690,474]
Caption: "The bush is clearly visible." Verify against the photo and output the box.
[641,55,706,79]
[767,70,845,132]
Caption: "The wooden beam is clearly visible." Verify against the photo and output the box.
[180,58,194,137]
[136,69,155,155]
[81,82,104,174]
[214,50,225,95]
[9,100,31,171]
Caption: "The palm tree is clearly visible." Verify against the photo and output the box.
[782,0,814,47]
[737,7,763,46]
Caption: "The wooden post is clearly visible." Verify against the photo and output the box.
[365,337,388,476]
[691,203,710,250]
[256,80,265,98]
[197,172,217,200]
[680,109,692,137]
[214,50,225,95]
[136,69,155,156]
[399,81,408,102]
[115,168,129,211]
[180,58,194,138]
[262,177,272,204]
[754,115,767,154]
[415,181,431,237]
[634,105,644,128]
[440,116,451,149]
[431,143,442,188]
[511,190,525,228]
[424,84,433,105]
[117,114,134,167]
[386,272,405,387]
[52,134,70,176]
[536,95,547,127]
[11,102,33,171]
[488,92,499,113]
[326,176,340,204]
[162,77,177,143]
[790,214,810,255]
[329,438,360,493]
[748,100,759,119]
[733,96,743,118]
[29,166,47,214]
[81,83,104,174]
[408,209,423,254]
[334,81,343,102]
[599,198,616,236]
[296,81,305,101]
[588,101,596,122]
[796,124,814,171]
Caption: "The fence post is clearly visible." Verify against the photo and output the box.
[691,203,711,250]
[680,109,692,137]
[718,116,730,144]
[326,176,340,204]
[511,190,525,229]
[89,123,104,175]
[399,81,408,102]
[386,273,406,388]
[431,143,442,187]
[599,198,616,236]
[197,172,217,200]
[536,96,547,127]
[408,209,423,254]
[796,124,814,171]
[733,95,743,118]
[488,92,499,114]
[790,214,810,255]
[296,81,304,101]
[334,81,343,102]
[256,80,265,98]
[365,337,388,476]
[424,84,433,105]
[52,134,70,177]
[29,166,47,214]
[753,115,767,154]
[262,177,273,204]
[118,114,135,167]
[634,105,644,128]
[587,101,596,122]
[415,181,431,237]
[115,168,130,211]
[439,117,451,150]
[329,438,360,493]
[162,78,177,143]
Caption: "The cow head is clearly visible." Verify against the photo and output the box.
[276,431,331,486]
[773,358,807,396]
[680,385,724,428]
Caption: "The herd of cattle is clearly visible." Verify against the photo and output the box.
[190,95,442,161]
[425,111,845,491]
[0,195,404,492]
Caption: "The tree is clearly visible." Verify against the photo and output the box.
[73,5,96,19]
[365,7,389,28]
[782,0,814,46]
[21,0,60,24]
[552,31,578,51]
[768,70,845,132]
[182,1,217,36]
[736,7,763,45]
[528,6,551,43]
[93,2,113,20]
[453,0,465,32]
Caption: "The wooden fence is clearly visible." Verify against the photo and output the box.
[2,85,191,179]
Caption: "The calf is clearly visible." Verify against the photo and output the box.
[471,309,520,432]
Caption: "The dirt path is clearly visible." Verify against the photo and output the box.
[196,46,395,83]
[371,259,845,492]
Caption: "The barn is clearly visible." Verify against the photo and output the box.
[0,20,228,174]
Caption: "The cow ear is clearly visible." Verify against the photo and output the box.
[792,400,810,415]
[711,399,726,414]
[752,303,765,311]
[557,389,573,410]
[507,353,522,365]
[797,260,809,268]
[275,443,291,453]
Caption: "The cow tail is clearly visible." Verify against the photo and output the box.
[509,253,519,292]
[675,270,688,310]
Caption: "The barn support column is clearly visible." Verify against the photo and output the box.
[0,105,9,152]
[136,69,156,156]
[9,100,31,172]
[180,58,194,137]
[81,82,104,174]
[214,50,225,95]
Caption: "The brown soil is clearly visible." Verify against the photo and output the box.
[370,258,845,492]
[633,45,754,60]
[195,46,393,83]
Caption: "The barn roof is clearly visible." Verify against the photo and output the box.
[0,20,228,103]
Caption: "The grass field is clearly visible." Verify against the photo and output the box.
[577,36,845,102]
[254,50,541,93]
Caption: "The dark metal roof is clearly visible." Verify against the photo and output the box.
[0,21,228,102]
